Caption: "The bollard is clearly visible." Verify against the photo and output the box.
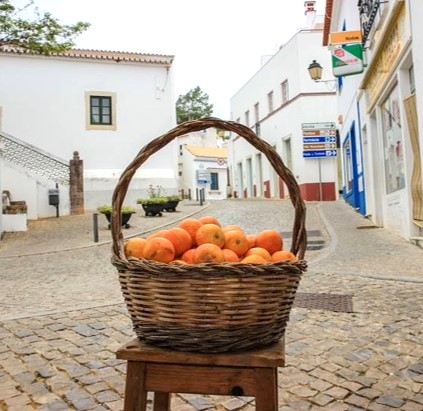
[196,188,199,202]
[188,188,192,201]
[93,213,99,243]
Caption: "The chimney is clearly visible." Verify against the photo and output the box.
[304,1,316,29]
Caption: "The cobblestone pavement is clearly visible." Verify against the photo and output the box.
[1,199,423,410]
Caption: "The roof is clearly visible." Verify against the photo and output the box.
[0,47,174,65]
[184,145,227,159]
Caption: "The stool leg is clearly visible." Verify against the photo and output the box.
[153,392,171,411]
[254,367,278,411]
[124,361,148,411]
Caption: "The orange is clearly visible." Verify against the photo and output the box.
[178,218,203,245]
[245,247,272,262]
[222,224,243,233]
[124,237,147,258]
[198,216,221,227]
[246,234,257,249]
[193,243,225,264]
[142,237,175,263]
[161,227,192,257]
[255,230,283,255]
[181,248,196,264]
[271,250,298,262]
[147,229,169,240]
[195,224,225,248]
[222,248,240,262]
[240,254,268,264]
[224,229,249,257]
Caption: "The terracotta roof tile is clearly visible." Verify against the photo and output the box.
[0,47,174,65]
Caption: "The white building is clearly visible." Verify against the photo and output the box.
[177,128,228,200]
[325,0,423,244]
[229,3,338,202]
[0,48,177,226]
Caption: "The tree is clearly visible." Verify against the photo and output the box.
[176,86,213,124]
[0,0,89,54]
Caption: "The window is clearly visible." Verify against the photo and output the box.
[267,91,274,113]
[90,96,111,125]
[245,110,250,126]
[210,172,219,190]
[85,91,116,130]
[254,103,260,123]
[381,85,405,193]
[281,80,289,103]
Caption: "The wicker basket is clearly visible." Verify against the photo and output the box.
[111,117,307,353]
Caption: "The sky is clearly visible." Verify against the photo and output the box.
[27,0,326,119]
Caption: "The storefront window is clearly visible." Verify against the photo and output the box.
[381,85,405,193]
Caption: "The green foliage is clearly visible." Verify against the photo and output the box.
[166,195,181,202]
[176,86,213,124]
[97,205,135,214]
[136,197,167,205]
[0,0,90,54]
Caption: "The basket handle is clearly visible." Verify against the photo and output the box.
[111,117,307,260]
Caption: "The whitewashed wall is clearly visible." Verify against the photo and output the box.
[0,52,177,214]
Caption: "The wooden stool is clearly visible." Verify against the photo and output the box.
[116,338,285,411]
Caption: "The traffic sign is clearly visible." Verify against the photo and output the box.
[303,150,337,158]
[197,179,210,184]
[301,122,336,130]
[303,136,337,143]
[302,122,337,158]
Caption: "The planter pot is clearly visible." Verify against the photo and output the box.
[141,203,164,217]
[102,212,134,229]
[163,200,180,212]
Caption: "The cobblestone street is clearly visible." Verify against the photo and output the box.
[1,199,423,410]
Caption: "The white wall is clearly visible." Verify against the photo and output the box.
[0,52,177,214]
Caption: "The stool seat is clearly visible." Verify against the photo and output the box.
[117,338,285,411]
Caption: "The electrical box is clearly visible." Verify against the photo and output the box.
[48,189,59,206]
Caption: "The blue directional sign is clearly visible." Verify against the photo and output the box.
[303,150,337,158]
[303,136,336,143]
[302,123,337,158]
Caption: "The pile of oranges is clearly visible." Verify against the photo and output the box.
[124,215,297,264]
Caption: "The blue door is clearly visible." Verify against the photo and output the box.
[342,121,366,215]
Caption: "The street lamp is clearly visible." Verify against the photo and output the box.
[307,60,337,90]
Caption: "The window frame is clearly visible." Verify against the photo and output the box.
[85,91,117,131]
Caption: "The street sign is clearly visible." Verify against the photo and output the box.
[197,179,209,184]
[302,123,338,158]
[301,122,336,130]
[303,150,337,158]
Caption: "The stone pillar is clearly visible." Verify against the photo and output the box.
[69,151,84,215]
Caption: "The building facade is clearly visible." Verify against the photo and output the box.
[325,0,423,243]
[229,7,338,202]
[0,48,177,223]
[177,128,228,200]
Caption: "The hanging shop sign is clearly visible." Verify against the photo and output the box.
[358,0,380,45]
[329,31,364,77]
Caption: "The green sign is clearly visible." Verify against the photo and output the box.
[331,43,364,77]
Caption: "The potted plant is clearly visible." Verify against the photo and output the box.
[97,204,136,229]
[136,185,168,217]
[163,195,181,212]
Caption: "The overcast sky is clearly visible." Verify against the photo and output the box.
[30,0,326,119]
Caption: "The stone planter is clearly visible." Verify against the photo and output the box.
[141,203,164,217]
[163,200,180,212]
[102,211,134,229]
